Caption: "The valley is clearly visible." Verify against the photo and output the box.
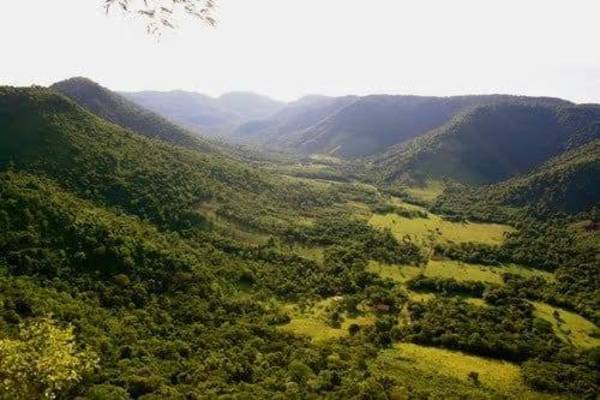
[0,79,598,399]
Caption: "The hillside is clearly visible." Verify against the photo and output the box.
[122,89,284,136]
[376,100,600,185]
[0,86,350,233]
[51,77,216,153]
[236,94,575,158]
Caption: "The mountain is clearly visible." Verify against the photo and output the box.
[235,94,573,158]
[375,99,600,185]
[121,89,284,136]
[51,77,215,153]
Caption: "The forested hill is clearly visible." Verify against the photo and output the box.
[51,77,217,153]
[234,95,572,158]
[375,100,600,186]
[0,86,343,232]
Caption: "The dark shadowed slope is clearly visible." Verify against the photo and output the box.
[433,139,600,217]
[376,100,600,185]
[51,77,216,153]
[491,139,600,213]
[236,94,572,158]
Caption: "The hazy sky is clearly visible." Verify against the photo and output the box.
[2,0,600,102]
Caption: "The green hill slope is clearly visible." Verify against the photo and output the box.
[0,86,342,232]
[51,77,216,153]
[492,139,600,213]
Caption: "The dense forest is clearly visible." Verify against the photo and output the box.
[0,81,599,399]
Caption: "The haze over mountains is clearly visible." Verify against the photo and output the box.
[121,89,285,137]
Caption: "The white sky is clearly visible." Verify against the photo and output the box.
[1,0,600,102]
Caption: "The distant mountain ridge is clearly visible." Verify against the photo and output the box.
[52,79,600,205]
[234,94,574,158]
[121,89,285,137]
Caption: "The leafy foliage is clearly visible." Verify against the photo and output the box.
[0,318,97,399]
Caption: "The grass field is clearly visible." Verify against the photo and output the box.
[533,302,600,349]
[369,212,513,245]
[367,260,553,286]
[390,196,429,211]
[197,201,273,245]
[281,314,374,342]
[407,291,435,302]
[372,343,560,399]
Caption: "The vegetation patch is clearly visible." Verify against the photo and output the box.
[279,299,374,343]
[404,180,446,202]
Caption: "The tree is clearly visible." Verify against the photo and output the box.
[0,318,98,400]
[104,0,217,34]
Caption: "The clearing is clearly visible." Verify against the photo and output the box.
[372,342,561,399]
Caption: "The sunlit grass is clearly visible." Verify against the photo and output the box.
[279,298,374,343]
[533,302,600,349]
[197,202,273,245]
[407,291,435,303]
[288,245,325,263]
[389,196,429,211]
[367,259,552,286]
[308,154,344,165]
[374,343,556,399]
[369,212,513,245]
[569,219,600,252]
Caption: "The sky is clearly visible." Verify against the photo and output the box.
[1,0,600,103]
